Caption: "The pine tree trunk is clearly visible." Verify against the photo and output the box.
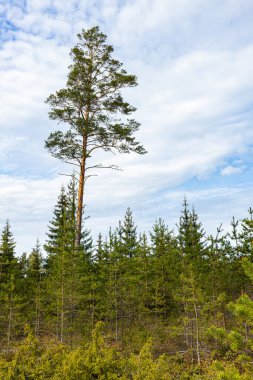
[75,135,87,247]
[76,158,85,247]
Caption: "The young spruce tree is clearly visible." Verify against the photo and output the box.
[0,221,20,351]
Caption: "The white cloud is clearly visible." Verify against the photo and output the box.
[0,175,66,253]
[1,0,253,253]
[221,166,245,176]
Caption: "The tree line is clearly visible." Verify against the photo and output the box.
[1,181,253,378]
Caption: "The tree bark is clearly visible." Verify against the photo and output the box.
[75,137,87,247]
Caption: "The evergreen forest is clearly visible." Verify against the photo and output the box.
[1,188,253,379]
[1,26,253,379]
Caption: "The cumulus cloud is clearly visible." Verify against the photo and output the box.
[1,0,253,253]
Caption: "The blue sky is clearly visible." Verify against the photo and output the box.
[1,0,253,253]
